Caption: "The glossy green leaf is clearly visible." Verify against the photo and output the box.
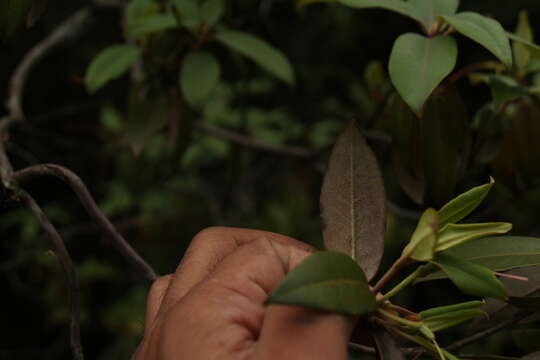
[442,12,513,67]
[172,0,201,30]
[507,32,540,62]
[320,121,386,280]
[216,30,294,85]
[488,75,530,107]
[180,52,221,106]
[372,327,406,360]
[446,237,540,273]
[201,0,224,27]
[408,0,459,32]
[389,33,457,115]
[508,296,540,311]
[337,0,424,26]
[403,208,438,261]
[435,222,512,252]
[126,0,158,28]
[266,252,377,316]
[85,45,141,94]
[127,13,177,37]
[0,0,33,41]
[420,300,484,319]
[431,253,507,299]
[423,308,485,332]
[513,11,533,75]
[420,237,540,282]
[437,178,494,228]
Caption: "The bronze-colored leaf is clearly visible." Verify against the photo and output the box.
[320,120,386,280]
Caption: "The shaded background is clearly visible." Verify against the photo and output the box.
[2,0,540,359]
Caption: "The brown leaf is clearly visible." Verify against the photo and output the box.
[320,120,386,280]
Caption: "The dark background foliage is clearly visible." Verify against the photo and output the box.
[2,1,540,359]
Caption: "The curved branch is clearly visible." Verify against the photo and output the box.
[21,191,84,360]
[12,164,158,283]
[196,122,314,158]
[5,7,92,124]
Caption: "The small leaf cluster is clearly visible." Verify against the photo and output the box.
[85,0,294,105]
[299,0,526,116]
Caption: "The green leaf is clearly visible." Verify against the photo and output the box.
[85,45,141,94]
[420,300,484,319]
[421,307,485,332]
[420,237,540,282]
[431,253,507,299]
[488,75,530,107]
[266,252,377,316]
[388,33,457,116]
[507,32,540,62]
[126,0,158,29]
[180,51,221,106]
[216,29,295,85]
[320,121,386,280]
[127,13,177,37]
[0,0,33,41]
[201,0,224,27]
[337,0,425,27]
[171,0,201,30]
[435,222,512,252]
[408,0,459,32]
[403,208,438,261]
[437,178,494,228]
[372,327,406,360]
[442,12,513,67]
[513,11,533,76]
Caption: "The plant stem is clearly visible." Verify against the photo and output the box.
[377,309,423,329]
[378,266,423,302]
[372,255,409,294]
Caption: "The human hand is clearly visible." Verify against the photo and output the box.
[132,227,357,360]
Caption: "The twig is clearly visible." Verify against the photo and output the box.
[445,311,531,351]
[4,7,92,124]
[20,191,84,360]
[11,164,158,283]
[196,122,314,158]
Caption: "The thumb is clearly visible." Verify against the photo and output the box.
[255,304,356,360]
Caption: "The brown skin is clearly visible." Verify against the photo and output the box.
[132,227,357,360]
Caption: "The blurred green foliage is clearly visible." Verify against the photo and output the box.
[2,0,540,359]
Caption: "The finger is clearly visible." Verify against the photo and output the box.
[256,305,356,360]
[156,237,313,359]
[144,274,173,335]
[159,227,313,314]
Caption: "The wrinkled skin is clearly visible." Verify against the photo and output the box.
[132,227,356,360]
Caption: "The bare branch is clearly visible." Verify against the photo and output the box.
[11,164,158,283]
[4,7,92,125]
[20,191,84,360]
[196,122,314,158]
